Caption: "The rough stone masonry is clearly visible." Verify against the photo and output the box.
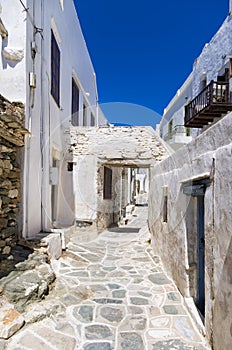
[0,94,27,258]
[67,125,169,167]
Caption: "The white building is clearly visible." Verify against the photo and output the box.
[0,0,108,238]
[185,10,232,129]
[160,0,232,150]
[159,73,196,150]
[150,2,232,348]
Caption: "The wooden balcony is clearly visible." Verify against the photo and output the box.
[185,81,232,128]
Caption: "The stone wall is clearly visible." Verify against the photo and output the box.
[0,95,26,257]
[148,112,232,350]
[67,125,169,167]
[96,165,122,230]
[65,125,169,228]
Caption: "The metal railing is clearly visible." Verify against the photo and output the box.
[163,125,189,141]
[185,81,230,124]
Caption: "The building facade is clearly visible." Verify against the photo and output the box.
[150,3,232,349]
[160,73,196,150]
[160,1,232,150]
[0,0,108,239]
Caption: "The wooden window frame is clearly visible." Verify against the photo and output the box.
[51,30,60,106]
[103,166,112,200]
[71,78,79,126]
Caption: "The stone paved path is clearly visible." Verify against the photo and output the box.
[3,207,210,350]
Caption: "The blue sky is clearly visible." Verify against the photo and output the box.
[74,0,228,127]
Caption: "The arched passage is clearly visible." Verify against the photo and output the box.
[65,125,170,229]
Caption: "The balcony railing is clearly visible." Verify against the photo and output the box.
[163,125,190,142]
[185,81,232,127]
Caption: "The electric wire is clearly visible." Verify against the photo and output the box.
[19,0,43,38]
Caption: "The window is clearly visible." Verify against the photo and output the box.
[186,127,191,136]
[168,120,173,137]
[200,78,207,90]
[51,31,60,106]
[103,167,112,199]
[90,113,95,126]
[163,195,168,222]
[163,186,168,223]
[83,104,88,126]
[71,78,79,125]
[67,162,73,172]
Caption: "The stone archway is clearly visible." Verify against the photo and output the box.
[65,125,170,229]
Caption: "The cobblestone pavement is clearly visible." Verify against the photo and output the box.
[4,207,210,350]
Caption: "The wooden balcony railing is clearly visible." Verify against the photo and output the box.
[185,81,232,127]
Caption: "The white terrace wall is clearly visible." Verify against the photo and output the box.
[161,73,193,132]
[148,112,232,350]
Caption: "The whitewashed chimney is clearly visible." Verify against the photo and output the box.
[230,0,232,13]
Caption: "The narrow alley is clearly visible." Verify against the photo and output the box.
[4,207,209,350]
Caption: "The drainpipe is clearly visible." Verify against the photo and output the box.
[22,0,36,238]
[40,0,47,232]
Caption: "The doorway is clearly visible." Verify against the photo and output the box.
[183,178,210,319]
[196,194,205,317]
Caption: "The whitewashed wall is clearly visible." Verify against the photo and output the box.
[161,74,193,127]
[160,73,195,148]
[67,126,168,228]
[149,111,232,350]
[192,14,232,97]
[0,1,26,101]
[160,8,232,148]
[0,0,105,236]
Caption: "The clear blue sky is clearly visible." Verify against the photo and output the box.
[74,0,228,126]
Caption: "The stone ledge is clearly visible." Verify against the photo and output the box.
[41,233,62,260]
[184,297,206,337]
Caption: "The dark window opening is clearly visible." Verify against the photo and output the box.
[51,31,60,106]
[91,113,95,126]
[71,78,79,126]
[67,162,73,172]
[168,120,173,137]
[217,68,229,82]
[163,195,168,222]
[83,104,87,126]
[200,78,207,90]
[103,166,112,200]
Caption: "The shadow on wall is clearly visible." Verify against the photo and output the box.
[107,227,140,234]
[213,236,232,350]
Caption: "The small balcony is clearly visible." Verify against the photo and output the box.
[163,125,192,150]
[163,125,190,142]
[185,81,232,128]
